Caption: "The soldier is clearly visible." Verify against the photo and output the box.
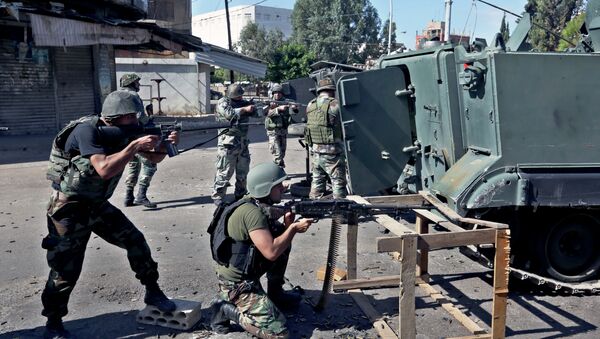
[305,78,348,199]
[265,83,298,168]
[42,90,179,339]
[119,73,159,208]
[211,84,256,206]
[209,162,314,339]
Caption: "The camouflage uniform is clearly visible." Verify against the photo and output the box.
[120,75,159,206]
[42,115,160,319]
[214,201,290,339]
[305,85,348,199]
[265,86,297,168]
[212,96,254,202]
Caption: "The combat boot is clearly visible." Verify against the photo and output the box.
[43,317,74,339]
[124,187,135,207]
[267,281,302,311]
[134,186,157,208]
[209,298,241,334]
[144,282,176,312]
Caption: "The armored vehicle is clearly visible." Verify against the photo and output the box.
[336,2,600,288]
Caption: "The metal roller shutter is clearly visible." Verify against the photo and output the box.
[54,46,96,127]
[0,39,56,135]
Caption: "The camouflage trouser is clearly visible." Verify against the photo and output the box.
[212,139,250,200]
[267,130,287,168]
[125,154,157,189]
[41,191,159,319]
[310,151,348,199]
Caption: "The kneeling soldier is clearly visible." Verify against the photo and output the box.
[208,162,313,338]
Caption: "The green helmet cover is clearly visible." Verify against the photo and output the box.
[317,78,336,92]
[271,83,283,93]
[227,84,244,98]
[120,73,141,87]
[101,90,144,119]
[247,162,287,198]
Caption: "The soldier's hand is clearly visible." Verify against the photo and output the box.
[292,218,313,233]
[284,211,295,227]
[269,101,278,109]
[166,131,180,145]
[291,104,298,111]
[133,135,160,152]
[277,105,289,112]
[243,105,255,114]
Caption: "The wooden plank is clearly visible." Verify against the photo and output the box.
[348,289,398,339]
[447,335,491,339]
[347,223,358,280]
[416,215,429,280]
[419,191,508,229]
[417,281,487,335]
[377,229,496,253]
[333,275,400,291]
[399,237,417,339]
[414,209,467,233]
[419,229,496,250]
[348,196,416,238]
[364,194,429,206]
[491,229,511,339]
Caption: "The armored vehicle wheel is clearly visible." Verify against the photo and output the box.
[539,214,600,282]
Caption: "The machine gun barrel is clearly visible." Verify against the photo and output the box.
[280,199,433,220]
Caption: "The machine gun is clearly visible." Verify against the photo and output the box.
[275,198,433,310]
[96,120,263,157]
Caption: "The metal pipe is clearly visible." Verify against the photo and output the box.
[444,0,453,42]
[387,0,393,54]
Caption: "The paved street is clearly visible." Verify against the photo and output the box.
[1,126,599,339]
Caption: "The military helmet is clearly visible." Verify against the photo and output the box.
[120,73,141,87]
[227,84,244,98]
[247,162,287,198]
[317,78,336,92]
[101,90,144,119]
[271,83,283,93]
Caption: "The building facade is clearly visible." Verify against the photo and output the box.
[415,21,470,50]
[191,5,293,49]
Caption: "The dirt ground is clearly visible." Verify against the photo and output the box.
[1,126,599,338]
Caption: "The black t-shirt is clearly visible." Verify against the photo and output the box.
[64,122,126,158]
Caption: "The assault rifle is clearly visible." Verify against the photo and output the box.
[248,98,307,116]
[97,120,264,157]
[274,198,433,310]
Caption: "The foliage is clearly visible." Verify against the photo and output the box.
[291,0,381,63]
[500,14,510,44]
[235,22,285,62]
[380,19,397,54]
[558,12,586,50]
[266,43,316,82]
[524,0,585,51]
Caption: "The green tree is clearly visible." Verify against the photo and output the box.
[291,0,381,63]
[380,19,397,54]
[524,0,585,51]
[500,13,510,43]
[236,22,285,62]
[266,43,316,82]
[558,12,586,50]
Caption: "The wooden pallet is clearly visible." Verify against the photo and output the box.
[336,193,510,339]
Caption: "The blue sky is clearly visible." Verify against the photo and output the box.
[193,0,527,49]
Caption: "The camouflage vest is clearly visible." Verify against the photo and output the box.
[305,97,342,145]
[216,97,252,137]
[265,108,290,131]
[47,115,124,202]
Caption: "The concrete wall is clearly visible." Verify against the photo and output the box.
[191,5,292,49]
[116,57,206,115]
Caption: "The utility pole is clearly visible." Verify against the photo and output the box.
[444,0,453,43]
[224,0,234,83]
[387,0,393,54]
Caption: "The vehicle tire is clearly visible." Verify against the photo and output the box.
[538,213,600,282]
